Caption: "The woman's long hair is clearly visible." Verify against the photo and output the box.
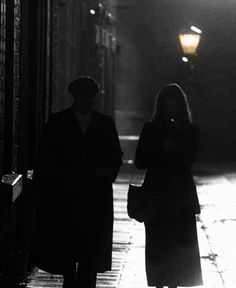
[152,83,192,125]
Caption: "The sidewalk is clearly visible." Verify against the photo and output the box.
[27,168,236,288]
[118,171,236,288]
[28,181,133,288]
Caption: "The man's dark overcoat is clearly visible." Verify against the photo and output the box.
[32,107,123,274]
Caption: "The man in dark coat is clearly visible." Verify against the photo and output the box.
[32,76,123,288]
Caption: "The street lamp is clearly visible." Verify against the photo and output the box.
[178,26,202,80]
[179,31,201,56]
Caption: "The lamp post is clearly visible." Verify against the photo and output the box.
[179,26,202,81]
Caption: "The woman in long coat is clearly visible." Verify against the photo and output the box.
[135,83,203,288]
[31,76,123,288]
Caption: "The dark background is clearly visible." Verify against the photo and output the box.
[115,0,236,162]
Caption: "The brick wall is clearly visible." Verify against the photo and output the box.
[51,0,117,117]
[0,0,21,174]
[0,0,6,174]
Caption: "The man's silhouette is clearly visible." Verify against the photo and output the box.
[32,76,123,288]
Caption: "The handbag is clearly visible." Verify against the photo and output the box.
[127,170,147,223]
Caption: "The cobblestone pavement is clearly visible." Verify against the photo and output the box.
[27,170,236,288]
[27,178,134,288]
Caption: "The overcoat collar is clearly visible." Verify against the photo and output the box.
[66,106,100,139]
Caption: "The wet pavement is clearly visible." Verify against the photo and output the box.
[27,167,236,288]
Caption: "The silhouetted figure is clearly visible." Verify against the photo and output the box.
[31,76,123,288]
[135,84,203,288]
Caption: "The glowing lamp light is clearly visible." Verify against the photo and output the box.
[90,9,96,15]
[182,56,189,63]
[179,33,201,55]
[190,25,202,34]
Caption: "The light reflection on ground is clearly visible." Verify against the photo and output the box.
[28,171,236,288]
[119,172,236,288]
[196,174,236,288]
